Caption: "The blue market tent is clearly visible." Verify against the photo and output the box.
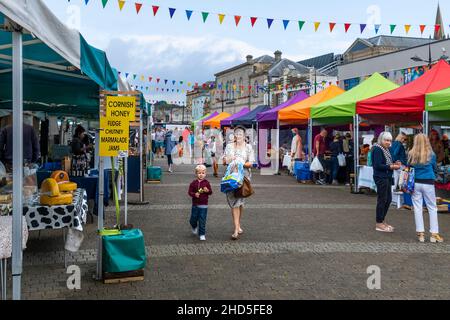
[0,0,118,119]
[231,105,270,127]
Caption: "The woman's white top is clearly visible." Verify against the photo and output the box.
[225,142,255,165]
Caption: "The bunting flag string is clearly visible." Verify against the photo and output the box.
[77,1,443,37]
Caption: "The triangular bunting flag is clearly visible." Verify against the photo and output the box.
[185,10,193,20]
[156,78,160,83]
[374,24,381,34]
[134,3,142,14]
[169,8,176,18]
[118,0,125,11]
[188,82,191,87]
[404,24,411,35]
[298,21,305,31]
[250,17,258,27]
[172,80,176,85]
[164,80,168,85]
[314,22,320,32]
[435,24,441,34]
[180,81,183,85]
[125,73,129,78]
[102,0,108,8]
[152,5,159,16]
[267,18,274,29]
[218,14,225,24]
[85,0,90,4]
[360,24,366,34]
[234,16,241,26]
[133,74,137,80]
[202,12,209,23]
[149,77,152,82]
[420,25,426,35]
[140,75,144,81]
[344,23,351,33]
[390,24,396,34]
[283,20,290,30]
[329,22,336,32]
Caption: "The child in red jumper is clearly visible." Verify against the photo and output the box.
[188,164,213,241]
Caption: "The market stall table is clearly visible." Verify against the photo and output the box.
[0,215,28,300]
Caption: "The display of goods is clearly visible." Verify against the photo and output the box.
[40,193,73,206]
[58,181,77,192]
[40,178,60,196]
[50,170,69,183]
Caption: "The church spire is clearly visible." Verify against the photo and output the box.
[435,2,445,40]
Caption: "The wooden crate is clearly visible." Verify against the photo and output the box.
[103,269,144,284]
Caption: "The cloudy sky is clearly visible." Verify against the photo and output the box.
[45,0,446,103]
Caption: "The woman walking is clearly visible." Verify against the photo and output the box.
[408,134,444,243]
[208,135,219,177]
[372,132,401,232]
[164,130,177,173]
[224,126,255,240]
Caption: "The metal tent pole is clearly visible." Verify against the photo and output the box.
[308,119,313,164]
[423,111,429,136]
[353,115,360,194]
[124,156,128,226]
[275,119,280,175]
[12,29,23,301]
[96,157,104,280]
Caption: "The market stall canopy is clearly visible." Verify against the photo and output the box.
[198,111,219,126]
[357,60,450,123]
[425,87,450,122]
[203,112,231,128]
[232,105,270,127]
[193,113,210,125]
[278,85,344,125]
[220,107,250,127]
[311,73,399,125]
[256,91,309,124]
[0,0,118,119]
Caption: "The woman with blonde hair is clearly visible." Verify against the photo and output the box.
[408,134,444,243]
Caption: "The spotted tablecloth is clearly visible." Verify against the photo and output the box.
[0,215,28,260]
[22,189,88,232]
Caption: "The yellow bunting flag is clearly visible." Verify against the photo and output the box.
[314,22,320,32]
[118,0,125,11]
[218,14,225,24]
[404,24,411,35]
[140,75,145,81]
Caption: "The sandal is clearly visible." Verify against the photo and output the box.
[238,229,244,235]
[231,233,239,240]
[376,225,394,233]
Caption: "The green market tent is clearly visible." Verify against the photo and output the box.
[425,87,450,123]
[0,0,118,119]
[310,73,399,125]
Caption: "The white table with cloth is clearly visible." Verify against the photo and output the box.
[0,215,28,300]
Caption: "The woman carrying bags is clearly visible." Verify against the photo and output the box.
[372,132,401,233]
[408,134,444,243]
[224,126,255,240]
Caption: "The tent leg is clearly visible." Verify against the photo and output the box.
[12,29,23,301]
[308,119,313,164]
[353,115,360,194]
[275,120,280,175]
[423,111,429,136]
[96,157,104,280]
[124,157,128,226]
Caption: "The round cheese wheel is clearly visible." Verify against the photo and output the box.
[50,170,69,183]
[41,178,60,197]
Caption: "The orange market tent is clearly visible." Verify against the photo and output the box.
[203,112,231,128]
[278,85,345,125]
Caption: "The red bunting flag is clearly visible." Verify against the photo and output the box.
[420,24,426,34]
[156,78,160,83]
[344,23,351,33]
[152,5,159,16]
[135,3,142,14]
[435,24,441,33]
[329,22,336,32]
[234,15,241,26]
[149,77,152,82]
[250,17,257,27]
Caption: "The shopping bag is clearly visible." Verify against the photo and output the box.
[310,157,324,172]
[282,154,292,167]
[337,153,346,167]
[401,167,415,194]
[220,161,244,193]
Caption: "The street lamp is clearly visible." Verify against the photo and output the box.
[410,40,449,67]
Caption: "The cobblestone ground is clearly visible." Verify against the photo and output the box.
[7,159,450,299]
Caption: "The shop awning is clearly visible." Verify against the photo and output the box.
[0,0,118,119]
[203,112,231,128]
[197,111,219,126]
[220,107,250,127]
[232,105,270,127]
[311,73,399,125]
[256,91,309,123]
[357,60,450,122]
[278,85,344,125]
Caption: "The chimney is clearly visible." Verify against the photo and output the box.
[246,55,253,63]
[274,50,282,62]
